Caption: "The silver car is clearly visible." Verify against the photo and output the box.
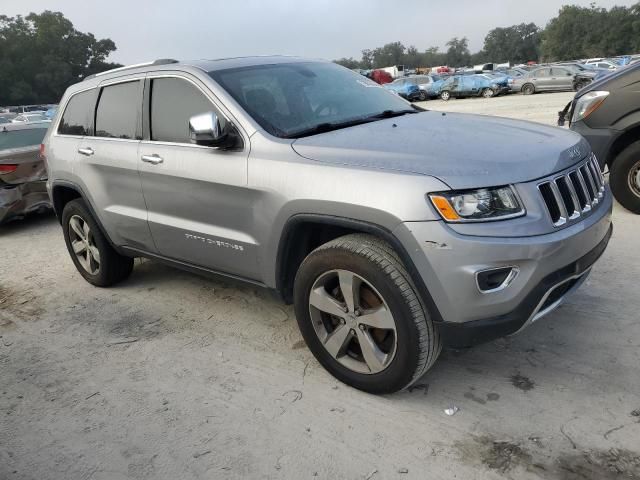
[44,57,612,394]
[512,66,591,94]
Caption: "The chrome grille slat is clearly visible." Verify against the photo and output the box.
[538,154,605,227]
[574,170,592,211]
[563,174,582,219]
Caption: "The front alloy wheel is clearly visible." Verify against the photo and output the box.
[293,234,442,394]
[440,91,451,101]
[309,269,397,374]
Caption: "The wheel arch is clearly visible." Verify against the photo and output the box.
[50,180,122,253]
[607,124,640,168]
[275,214,444,323]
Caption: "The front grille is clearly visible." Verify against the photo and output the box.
[538,154,605,227]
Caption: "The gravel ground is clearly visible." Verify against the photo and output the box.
[1,92,639,480]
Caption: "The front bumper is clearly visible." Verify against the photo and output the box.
[0,180,51,224]
[393,190,613,347]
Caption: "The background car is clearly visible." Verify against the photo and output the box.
[477,73,512,95]
[511,66,593,94]
[585,59,619,71]
[383,78,422,101]
[438,74,497,100]
[0,122,51,223]
[559,61,640,213]
[11,113,51,124]
[402,75,444,100]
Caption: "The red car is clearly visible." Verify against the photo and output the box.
[369,69,393,85]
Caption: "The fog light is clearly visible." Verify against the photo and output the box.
[476,267,519,293]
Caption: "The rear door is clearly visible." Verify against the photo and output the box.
[74,77,155,251]
[550,67,574,91]
[532,68,552,90]
[137,74,257,279]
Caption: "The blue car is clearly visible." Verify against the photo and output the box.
[383,78,422,101]
[478,73,512,95]
[437,75,498,101]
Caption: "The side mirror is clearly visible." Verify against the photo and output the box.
[189,111,228,147]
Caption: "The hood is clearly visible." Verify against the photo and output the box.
[292,111,590,190]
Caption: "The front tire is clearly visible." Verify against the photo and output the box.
[293,234,441,394]
[609,141,640,214]
[418,90,427,101]
[62,199,134,286]
[440,90,451,101]
[482,88,495,98]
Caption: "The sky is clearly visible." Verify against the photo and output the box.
[6,0,638,64]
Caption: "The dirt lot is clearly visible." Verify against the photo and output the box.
[1,92,639,480]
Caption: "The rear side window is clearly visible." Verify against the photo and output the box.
[150,77,222,144]
[95,81,140,139]
[58,90,95,135]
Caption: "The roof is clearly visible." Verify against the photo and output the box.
[83,55,325,83]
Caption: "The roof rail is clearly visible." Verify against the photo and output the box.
[83,59,179,81]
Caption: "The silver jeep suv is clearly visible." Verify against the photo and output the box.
[44,57,612,394]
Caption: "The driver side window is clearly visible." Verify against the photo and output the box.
[149,77,226,144]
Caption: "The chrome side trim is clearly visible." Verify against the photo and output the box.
[510,268,591,336]
[475,266,520,294]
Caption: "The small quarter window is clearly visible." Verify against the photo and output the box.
[95,81,140,139]
[58,90,95,136]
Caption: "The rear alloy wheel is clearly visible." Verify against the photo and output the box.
[62,199,134,286]
[522,83,535,95]
[482,88,495,98]
[440,90,451,101]
[610,141,640,214]
[294,234,441,394]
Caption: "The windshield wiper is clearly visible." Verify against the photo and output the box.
[284,117,380,138]
[285,109,420,139]
[365,109,419,119]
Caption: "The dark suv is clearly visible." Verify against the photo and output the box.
[559,62,640,213]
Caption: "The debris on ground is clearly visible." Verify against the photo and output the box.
[364,468,378,479]
[444,405,459,416]
[398,467,409,473]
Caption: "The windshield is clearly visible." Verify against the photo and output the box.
[209,62,412,138]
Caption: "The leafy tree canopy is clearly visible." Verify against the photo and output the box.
[0,11,120,105]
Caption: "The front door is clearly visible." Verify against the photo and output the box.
[137,74,259,280]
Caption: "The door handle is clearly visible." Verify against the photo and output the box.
[78,147,94,156]
[141,154,163,165]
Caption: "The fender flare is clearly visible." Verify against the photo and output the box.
[275,213,444,323]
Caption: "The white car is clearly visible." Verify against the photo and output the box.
[11,113,50,124]
[584,59,618,71]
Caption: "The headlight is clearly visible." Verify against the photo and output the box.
[571,91,609,123]
[429,186,524,222]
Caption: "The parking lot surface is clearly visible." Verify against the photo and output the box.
[1,93,639,480]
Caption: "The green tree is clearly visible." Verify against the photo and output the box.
[371,41,406,68]
[444,37,471,67]
[541,3,640,61]
[0,11,120,105]
[334,57,361,69]
[483,23,540,63]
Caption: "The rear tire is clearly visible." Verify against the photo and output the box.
[609,141,640,214]
[293,234,441,394]
[62,199,134,286]
[522,83,535,95]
